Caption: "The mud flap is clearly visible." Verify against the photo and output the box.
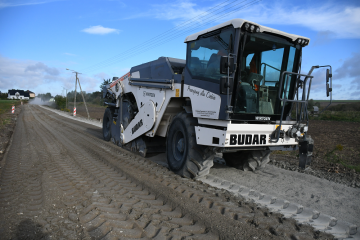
[298,136,314,169]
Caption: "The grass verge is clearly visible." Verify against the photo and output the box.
[310,111,360,122]
[0,100,22,129]
[0,100,21,115]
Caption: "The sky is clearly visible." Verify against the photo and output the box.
[0,0,359,100]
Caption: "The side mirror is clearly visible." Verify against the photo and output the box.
[325,69,332,97]
[220,77,234,94]
[220,56,234,74]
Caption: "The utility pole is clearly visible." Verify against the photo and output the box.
[77,77,90,119]
[66,68,90,119]
[74,72,78,116]
[67,69,80,116]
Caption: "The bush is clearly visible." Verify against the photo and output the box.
[54,95,66,110]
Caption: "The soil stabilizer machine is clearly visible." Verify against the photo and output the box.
[102,18,333,178]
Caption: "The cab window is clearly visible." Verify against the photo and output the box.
[186,28,234,83]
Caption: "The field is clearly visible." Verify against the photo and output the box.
[67,102,107,120]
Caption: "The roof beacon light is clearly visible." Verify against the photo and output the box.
[255,27,260,33]
[245,23,250,29]
[297,39,302,44]
[250,25,255,31]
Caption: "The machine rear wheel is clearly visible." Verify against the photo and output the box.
[103,107,113,141]
[166,112,214,179]
[223,150,271,171]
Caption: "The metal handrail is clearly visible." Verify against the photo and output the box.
[270,71,314,143]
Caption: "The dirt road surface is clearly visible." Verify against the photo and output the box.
[0,104,336,239]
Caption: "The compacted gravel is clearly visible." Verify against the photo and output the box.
[0,104,335,239]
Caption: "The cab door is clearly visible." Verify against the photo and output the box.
[183,26,237,120]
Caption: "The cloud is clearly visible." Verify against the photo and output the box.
[64,53,77,56]
[312,30,335,46]
[306,51,360,99]
[0,0,60,8]
[0,56,62,90]
[151,0,206,22]
[81,25,120,35]
[232,2,360,39]
[334,51,360,79]
[132,0,360,39]
[0,55,106,96]
[350,79,360,90]
[25,62,60,76]
[350,91,360,97]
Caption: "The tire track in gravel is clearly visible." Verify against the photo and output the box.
[28,105,221,239]
[28,104,336,239]
[38,105,360,239]
[0,109,48,237]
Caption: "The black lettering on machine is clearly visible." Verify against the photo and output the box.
[229,134,267,145]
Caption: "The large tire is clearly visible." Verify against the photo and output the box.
[103,107,113,141]
[166,112,214,179]
[223,150,271,171]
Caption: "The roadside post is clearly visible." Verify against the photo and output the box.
[12,106,15,113]
[74,107,76,116]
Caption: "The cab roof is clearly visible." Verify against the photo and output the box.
[184,18,310,43]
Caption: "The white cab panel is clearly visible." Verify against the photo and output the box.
[182,84,221,119]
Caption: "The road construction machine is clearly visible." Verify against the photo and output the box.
[102,18,333,178]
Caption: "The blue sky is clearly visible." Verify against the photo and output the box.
[0,0,359,100]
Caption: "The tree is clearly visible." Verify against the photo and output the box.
[54,95,67,110]
[38,93,53,102]
[100,78,112,92]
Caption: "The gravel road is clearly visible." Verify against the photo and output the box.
[0,105,338,239]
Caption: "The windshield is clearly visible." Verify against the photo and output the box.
[233,33,298,116]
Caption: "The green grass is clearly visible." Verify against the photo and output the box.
[0,100,21,115]
[0,100,21,128]
[310,111,360,122]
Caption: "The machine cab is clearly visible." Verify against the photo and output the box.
[184,19,309,122]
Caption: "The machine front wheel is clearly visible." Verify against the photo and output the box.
[223,150,271,171]
[103,107,113,141]
[166,112,214,178]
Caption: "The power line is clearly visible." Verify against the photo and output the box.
[80,0,241,72]
[82,0,261,73]
[83,0,255,73]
